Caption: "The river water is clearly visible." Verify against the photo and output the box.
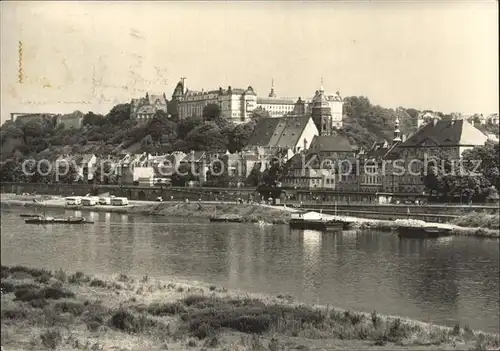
[1,207,498,333]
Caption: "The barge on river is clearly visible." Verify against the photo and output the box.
[289,212,344,231]
[25,216,94,224]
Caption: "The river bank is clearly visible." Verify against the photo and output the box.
[1,265,499,351]
[1,194,498,238]
[0,194,294,225]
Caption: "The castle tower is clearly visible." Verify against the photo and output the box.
[172,77,185,101]
[311,78,332,135]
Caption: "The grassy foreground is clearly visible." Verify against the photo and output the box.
[1,266,499,351]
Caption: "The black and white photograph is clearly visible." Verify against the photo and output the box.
[1,1,499,350]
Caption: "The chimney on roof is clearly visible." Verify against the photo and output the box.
[190,150,195,156]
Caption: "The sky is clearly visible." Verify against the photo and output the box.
[1,1,498,122]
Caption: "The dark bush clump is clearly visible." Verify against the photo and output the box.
[1,265,10,278]
[1,281,15,294]
[68,271,90,284]
[89,279,107,288]
[9,266,52,278]
[148,302,186,316]
[14,285,74,302]
[40,329,62,350]
[53,301,86,316]
[30,298,49,309]
[108,310,157,334]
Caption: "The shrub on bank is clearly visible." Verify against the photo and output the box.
[8,266,52,278]
[108,309,157,334]
[14,285,74,302]
[451,211,499,230]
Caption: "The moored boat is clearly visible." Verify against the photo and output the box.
[397,226,453,238]
[25,216,94,224]
[19,214,42,218]
[289,211,344,232]
[289,218,327,231]
[326,219,354,230]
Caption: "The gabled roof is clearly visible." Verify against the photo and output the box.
[286,152,333,170]
[401,119,487,147]
[137,105,156,114]
[308,135,355,153]
[246,118,281,147]
[181,151,206,163]
[148,94,167,105]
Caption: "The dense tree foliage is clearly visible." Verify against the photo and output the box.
[170,163,198,186]
[423,141,499,202]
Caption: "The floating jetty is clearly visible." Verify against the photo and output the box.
[394,219,453,238]
[209,214,244,223]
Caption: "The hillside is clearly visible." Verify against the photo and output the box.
[1,97,496,161]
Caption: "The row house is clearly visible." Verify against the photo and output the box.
[282,153,336,189]
[281,133,358,190]
[390,118,488,194]
[55,153,97,182]
[358,141,399,193]
[119,153,152,184]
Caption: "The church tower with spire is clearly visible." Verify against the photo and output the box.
[393,116,402,143]
[268,78,276,98]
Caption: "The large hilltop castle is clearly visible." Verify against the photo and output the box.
[170,78,257,124]
[169,78,345,129]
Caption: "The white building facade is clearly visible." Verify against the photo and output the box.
[177,86,257,124]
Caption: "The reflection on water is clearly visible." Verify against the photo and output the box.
[1,208,498,333]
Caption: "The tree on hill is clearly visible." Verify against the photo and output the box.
[140,134,155,154]
[202,104,221,122]
[227,121,256,153]
[177,116,203,140]
[22,120,44,141]
[145,112,178,143]
[184,122,228,151]
[1,124,24,141]
[341,96,415,149]
[167,100,179,122]
[83,112,107,126]
[107,103,131,125]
